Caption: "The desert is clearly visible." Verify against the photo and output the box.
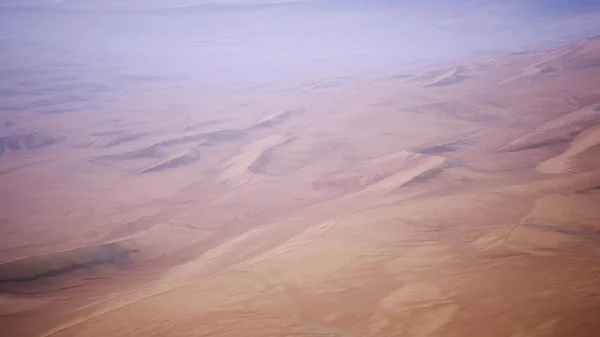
[2,1,600,336]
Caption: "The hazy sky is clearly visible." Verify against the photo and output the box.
[1,0,600,14]
[1,0,600,90]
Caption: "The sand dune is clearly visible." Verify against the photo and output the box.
[94,145,164,161]
[151,129,247,148]
[246,139,294,174]
[0,131,63,156]
[417,67,470,87]
[555,37,600,70]
[499,64,557,84]
[501,37,600,84]
[245,132,350,176]
[249,108,305,130]
[537,124,600,174]
[91,129,247,170]
[502,104,600,152]
[91,113,299,174]
[508,189,600,258]
[139,147,201,173]
[363,153,448,193]
[312,150,447,195]
[220,134,290,186]
[414,140,472,155]
[92,132,148,148]
[499,49,568,84]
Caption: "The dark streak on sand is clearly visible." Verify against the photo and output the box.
[0,244,136,283]
[0,132,63,156]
